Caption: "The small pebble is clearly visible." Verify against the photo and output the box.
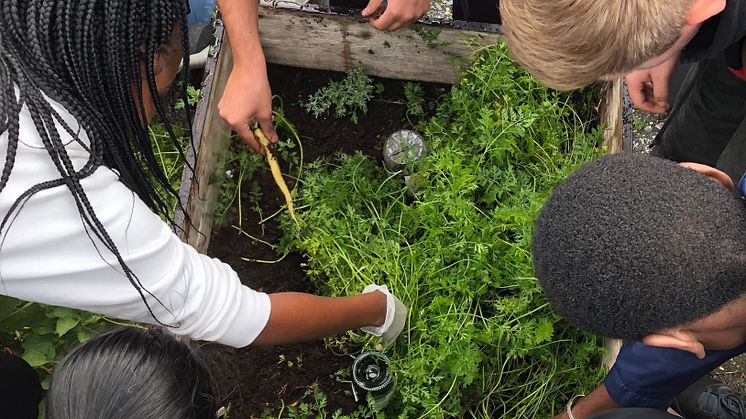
[644,125,653,133]
[375,343,383,352]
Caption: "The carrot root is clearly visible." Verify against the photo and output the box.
[253,128,299,224]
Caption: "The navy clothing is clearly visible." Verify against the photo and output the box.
[589,408,676,419]
[604,341,746,409]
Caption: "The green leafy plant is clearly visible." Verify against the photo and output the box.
[174,85,201,111]
[403,82,426,119]
[213,143,265,227]
[412,25,450,49]
[0,296,133,389]
[304,65,375,124]
[278,43,607,417]
[632,114,647,132]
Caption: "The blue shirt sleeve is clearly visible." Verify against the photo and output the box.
[188,0,217,25]
[604,341,746,409]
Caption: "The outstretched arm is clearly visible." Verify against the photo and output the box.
[253,292,387,345]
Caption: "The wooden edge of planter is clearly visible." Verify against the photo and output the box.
[175,23,233,253]
[600,78,625,370]
[600,79,624,154]
[257,6,502,84]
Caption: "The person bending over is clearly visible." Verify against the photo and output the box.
[501,0,746,181]
[0,0,405,354]
[532,153,746,418]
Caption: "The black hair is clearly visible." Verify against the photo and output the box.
[0,0,192,322]
[532,153,746,340]
[47,327,217,419]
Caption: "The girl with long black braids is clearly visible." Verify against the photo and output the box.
[0,0,406,360]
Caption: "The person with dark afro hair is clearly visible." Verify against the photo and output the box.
[534,153,746,344]
[533,153,746,419]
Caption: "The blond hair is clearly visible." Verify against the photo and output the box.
[500,0,695,90]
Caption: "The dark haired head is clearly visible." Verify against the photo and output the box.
[0,0,192,321]
[532,153,746,340]
[47,327,217,419]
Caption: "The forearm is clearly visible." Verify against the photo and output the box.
[553,384,620,419]
[252,292,387,345]
[216,0,264,66]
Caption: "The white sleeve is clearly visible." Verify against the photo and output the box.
[0,164,271,348]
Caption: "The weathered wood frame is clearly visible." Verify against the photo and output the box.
[175,7,625,367]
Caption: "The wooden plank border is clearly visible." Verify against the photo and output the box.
[175,23,234,253]
[257,7,502,84]
[600,79,624,154]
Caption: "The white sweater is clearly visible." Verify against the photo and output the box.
[0,98,271,348]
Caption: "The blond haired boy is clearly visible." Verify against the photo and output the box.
[502,0,746,179]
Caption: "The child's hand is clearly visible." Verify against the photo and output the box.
[625,55,678,114]
[218,57,277,156]
[362,0,430,32]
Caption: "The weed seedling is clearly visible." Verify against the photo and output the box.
[403,82,426,119]
[304,65,375,124]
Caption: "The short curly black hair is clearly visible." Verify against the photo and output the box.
[532,154,746,340]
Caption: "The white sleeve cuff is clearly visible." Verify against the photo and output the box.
[216,287,271,347]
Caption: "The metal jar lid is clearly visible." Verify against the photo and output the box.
[382,129,427,172]
[352,352,393,393]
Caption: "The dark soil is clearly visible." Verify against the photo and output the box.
[201,64,446,418]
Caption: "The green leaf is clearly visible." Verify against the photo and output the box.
[0,303,44,335]
[21,334,56,367]
[534,319,555,345]
[51,307,77,320]
[21,351,49,368]
[56,317,79,337]
[76,327,96,343]
[0,295,21,321]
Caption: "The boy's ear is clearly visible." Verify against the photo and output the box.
[642,329,706,359]
[678,162,734,190]
[687,0,727,25]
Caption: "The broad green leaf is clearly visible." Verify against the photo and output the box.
[0,296,21,321]
[21,350,49,368]
[56,317,79,337]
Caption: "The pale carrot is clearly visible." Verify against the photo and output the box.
[253,128,299,224]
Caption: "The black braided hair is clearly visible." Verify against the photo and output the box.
[0,0,193,324]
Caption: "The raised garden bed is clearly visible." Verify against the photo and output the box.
[177,8,624,418]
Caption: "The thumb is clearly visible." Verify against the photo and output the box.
[625,77,648,111]
[235,123,264,156]
[651,72,670,110]
[258,115,278,144]
[362,0,384,16]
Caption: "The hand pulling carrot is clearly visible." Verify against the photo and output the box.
[253,127,299,224]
